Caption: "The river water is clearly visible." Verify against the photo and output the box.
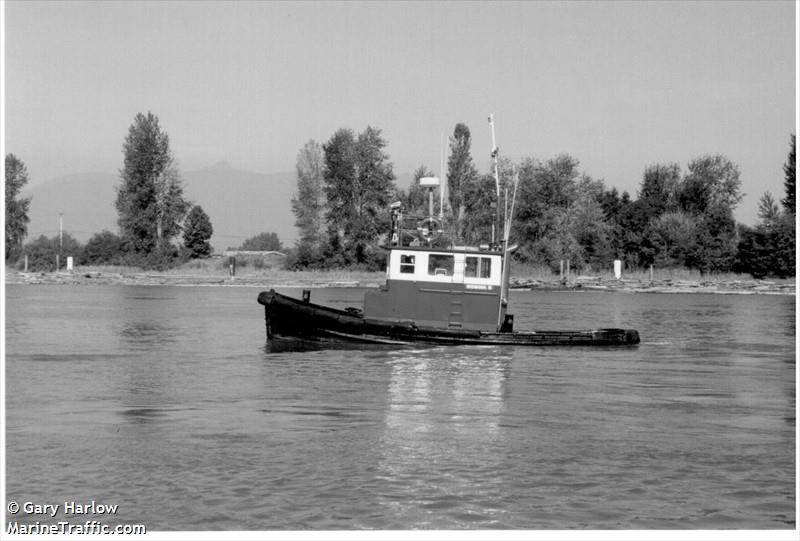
[4,285,795,530]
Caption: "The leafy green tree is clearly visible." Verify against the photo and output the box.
[82,230,125,265]
[450,155,515,247]
[287,242,324,270]
[757,192,781,228]
[772,213,795,276]
[688,202,738,273]
[321,226,348,268]
[678,155,742,215]
[183,205,214,258]
[782,134,795,214]
[639,163,681,216]
[238,232,282,252]
[446,123,479,237]
[514,154,581,267]
[599,186,622,222]
[396,164,434,217]
[599,187,644,265]
[18,233,83,272]
[116,111,189,261]
[735,216,794,279]
[673,155,742,272]
[291,140,326,250]
[571,175,612,268]
[323,128,356,237]
[735,225,770,278]
[624,163,689,268]
[737,140,795,278]
[5,153,32,261]
[322,126,395,267]
[462,173,497,246]
[648,211,698,268]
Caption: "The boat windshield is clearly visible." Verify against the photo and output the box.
[465,256,492,279]
[428,254,454,277]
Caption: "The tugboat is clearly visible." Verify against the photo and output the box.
[257,117,640,349]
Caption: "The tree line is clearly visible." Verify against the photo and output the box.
[5,112,285,272]
[5,115,795,278]
[290,123,795,278]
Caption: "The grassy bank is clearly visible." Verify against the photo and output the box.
[4,260,795,295]
[5,260,387,288]
[509,261,765,283]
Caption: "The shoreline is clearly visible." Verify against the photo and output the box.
[4,269,795,295]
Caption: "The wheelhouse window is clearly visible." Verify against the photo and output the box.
[465,256,492,279]
[480,257,492,278]
[428,254,454,276]
[400,254,415,274]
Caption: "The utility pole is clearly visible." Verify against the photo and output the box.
[58,213,63,271]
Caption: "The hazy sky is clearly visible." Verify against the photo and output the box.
[4,0,796,225]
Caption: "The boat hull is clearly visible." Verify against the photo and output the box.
[257,289,640,348]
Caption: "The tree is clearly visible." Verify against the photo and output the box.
[395,164,434,217]
[675,155,742,272]
[183,205,214,258]
[638,163,681,216]
[514,154,581,267]
[757,192,781,228]
[619,194,654,268]
[322,126,395,267]
[782,134,795,214]
[238,232,282,252]
[323,128,357,243]
[571,175,612,268]
[292,140,326,249]
[689,202,738,273]
[461,173,497,245]
[19,233,83,272]
[678,155,742,215]
[82,230,124,265]
[116,111,189,260]
[5,153,32,260]
[648,211,698,268]
[599,186,643,264]
[446,123,480,237]
[735,215,795,279]
[772,213,795,277]
[737,144,795,278]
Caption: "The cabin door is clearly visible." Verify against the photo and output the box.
[448,254,465,328]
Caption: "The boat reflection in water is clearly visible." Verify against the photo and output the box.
[374,347,514,528]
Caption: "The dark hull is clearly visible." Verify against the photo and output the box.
[257,289,640,348]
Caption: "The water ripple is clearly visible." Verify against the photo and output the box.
[5,285,795,530]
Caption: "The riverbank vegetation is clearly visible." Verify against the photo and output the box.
[5,258,794,297]
[4,113,795,280]
[287,125,795,279]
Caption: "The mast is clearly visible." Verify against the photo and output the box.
[498,171,520,327]
[439,133,445,221]
[488,114,501,247]
[489,115,520,331]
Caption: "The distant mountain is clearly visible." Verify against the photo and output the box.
[181,162,296,251]
[22,163,416,252]
[22,163,296,252]
[23,172,119,243]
